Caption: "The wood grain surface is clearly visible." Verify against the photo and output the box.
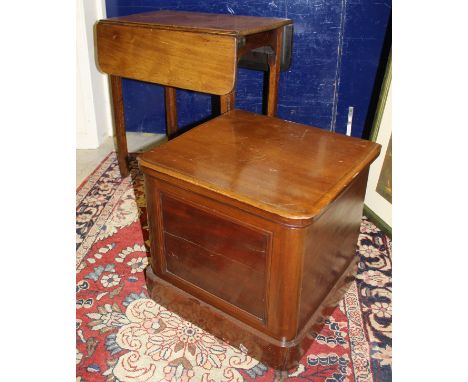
[139,109,381,223]
[96,22,237,95]
[102,10,292,36]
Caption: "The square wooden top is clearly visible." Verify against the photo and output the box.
[139,110,381,223]
[100,10,292,36]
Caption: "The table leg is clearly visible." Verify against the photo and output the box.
[267,29,283,117]
[109,75,129,177]
[165,86,178,139]
[220,91,235,114]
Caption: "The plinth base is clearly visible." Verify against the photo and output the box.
[145,260,356,370]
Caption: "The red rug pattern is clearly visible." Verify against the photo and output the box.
[76,153,392,382]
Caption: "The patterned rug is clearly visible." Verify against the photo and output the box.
[76,152,392,382]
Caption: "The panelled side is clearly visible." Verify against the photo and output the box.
[298,168,370,332]
[142,172,279,332]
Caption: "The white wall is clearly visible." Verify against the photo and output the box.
[76,0,113,149]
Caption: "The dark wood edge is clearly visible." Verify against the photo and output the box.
[97,18,292,37]
[139,163,314,228]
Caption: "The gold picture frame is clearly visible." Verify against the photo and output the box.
[364,51,392,237]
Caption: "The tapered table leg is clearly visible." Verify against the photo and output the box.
[165,86,178,139]
[267,29,283,117]
[220,90,235,114]
[109,75,129,177]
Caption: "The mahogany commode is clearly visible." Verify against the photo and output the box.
[139,109,381,369]
[96,10,292,176]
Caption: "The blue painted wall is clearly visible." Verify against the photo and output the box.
[105,0,391,138]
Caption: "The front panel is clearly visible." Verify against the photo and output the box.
[143,171,304,339]
[161,193,269,320]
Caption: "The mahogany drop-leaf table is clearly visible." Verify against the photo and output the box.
[96,10,292,177]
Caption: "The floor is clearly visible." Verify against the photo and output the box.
[76,132,166,187]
